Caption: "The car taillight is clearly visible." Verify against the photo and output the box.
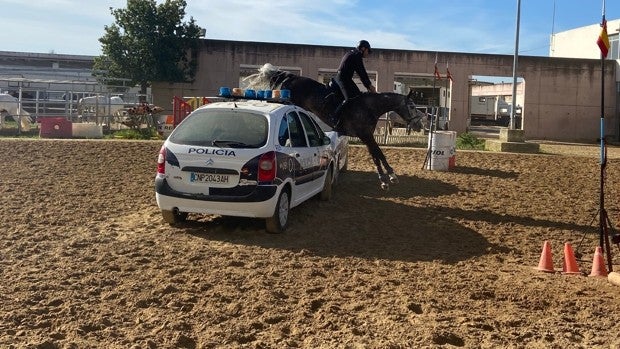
[258,151,276,182]
[157,146,166,174]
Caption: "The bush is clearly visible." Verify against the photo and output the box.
[107,128,161,140]
[456,132,485,150]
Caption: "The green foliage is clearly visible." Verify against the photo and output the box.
[456,132,486,150]
[94,0,203,95]
[108,128,161,140]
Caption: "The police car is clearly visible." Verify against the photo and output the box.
[155,94,338,233]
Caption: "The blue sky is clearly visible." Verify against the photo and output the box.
[0,0,618,57]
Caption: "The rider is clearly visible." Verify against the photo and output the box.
[331,40,377,130]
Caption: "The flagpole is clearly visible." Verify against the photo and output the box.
[598,0,613,272]
[510,0,521,130]
[444,63,448,125]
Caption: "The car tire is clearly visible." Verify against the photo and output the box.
[499,116,510,127]
[161,209,188,225]
[265,188,290,234]
[319,166,333,201]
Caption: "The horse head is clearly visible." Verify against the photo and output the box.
[402,90,426,133]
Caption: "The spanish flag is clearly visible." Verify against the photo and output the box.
[597,19,610,58]
[434,53,441,80]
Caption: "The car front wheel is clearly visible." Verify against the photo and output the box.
[265,188,290,233]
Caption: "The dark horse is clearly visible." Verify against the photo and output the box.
[245,63,426,190]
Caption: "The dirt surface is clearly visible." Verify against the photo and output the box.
[2,138,620,348]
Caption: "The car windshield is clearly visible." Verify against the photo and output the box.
[169,109,268,148]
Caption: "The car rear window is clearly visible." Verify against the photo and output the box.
[169,109,268,148]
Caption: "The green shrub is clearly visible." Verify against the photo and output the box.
[107,128,161,140]
[456,132,485,150]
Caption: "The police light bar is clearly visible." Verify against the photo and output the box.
[219,87,290,101]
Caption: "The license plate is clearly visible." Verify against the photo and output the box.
[190,172,230,184]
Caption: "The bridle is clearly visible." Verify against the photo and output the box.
[401,95,424,133]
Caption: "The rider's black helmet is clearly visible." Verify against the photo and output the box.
[357,40,372,54]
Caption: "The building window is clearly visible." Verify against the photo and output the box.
[609,33,619,60]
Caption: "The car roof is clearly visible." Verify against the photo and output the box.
[197,100,291,114]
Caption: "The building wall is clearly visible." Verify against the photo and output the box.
[550,19,620,59]
[153,39,618,142]
[0,51,95,81]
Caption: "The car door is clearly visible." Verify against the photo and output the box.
[277,110,320,205]
[296,110,329,192]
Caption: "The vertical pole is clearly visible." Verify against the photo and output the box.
[424,53,439,170]
[428,76,436,169]
[444,70,448,129]
[599,1,606,250]
[510,0,521,130]
[17,87,23,135]
[600,39,605,250]
[598,0,613,271]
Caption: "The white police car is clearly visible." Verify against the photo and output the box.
[155,96,337,233]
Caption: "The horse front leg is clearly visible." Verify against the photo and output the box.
[379,154,398,184]
[362,135,391,190]
[369,138,398,185]
[370,153,390,190]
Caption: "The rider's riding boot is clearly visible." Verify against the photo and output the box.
[330,100,346,133]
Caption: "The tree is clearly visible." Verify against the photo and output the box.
[94,0,203,99]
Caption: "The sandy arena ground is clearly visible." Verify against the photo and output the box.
[1,138,620,348]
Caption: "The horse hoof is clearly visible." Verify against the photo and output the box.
[389,174,399,184]
[380,182,389,191]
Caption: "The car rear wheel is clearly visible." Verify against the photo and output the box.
[161,209,188,225]
[265,188,290,233]
[320,166,333,201]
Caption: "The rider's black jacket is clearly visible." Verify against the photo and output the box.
[336,48,372,99]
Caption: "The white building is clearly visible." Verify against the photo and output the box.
[550,18,620,61]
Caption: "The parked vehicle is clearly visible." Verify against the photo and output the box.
[155,97,337,233]
[470,96,521,126]
[425,107,449,131]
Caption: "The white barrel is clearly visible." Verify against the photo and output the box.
[72,123,103,138]
[156,114,175,137]
[426,131,456,171]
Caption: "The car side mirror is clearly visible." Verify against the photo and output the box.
[323,135,331,145]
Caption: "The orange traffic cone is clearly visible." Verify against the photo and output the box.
[589,246,608,277]
[562,243,581,275]
[536,241,555,273]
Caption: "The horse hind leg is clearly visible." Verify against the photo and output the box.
[20,116,31,132]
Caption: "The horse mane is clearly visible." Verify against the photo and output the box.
[244,63,296,90]
[244,64,276,90]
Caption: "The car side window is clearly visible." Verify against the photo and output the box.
[298,112,322,147]
[286,112,307,147]
[278,115,291,147]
